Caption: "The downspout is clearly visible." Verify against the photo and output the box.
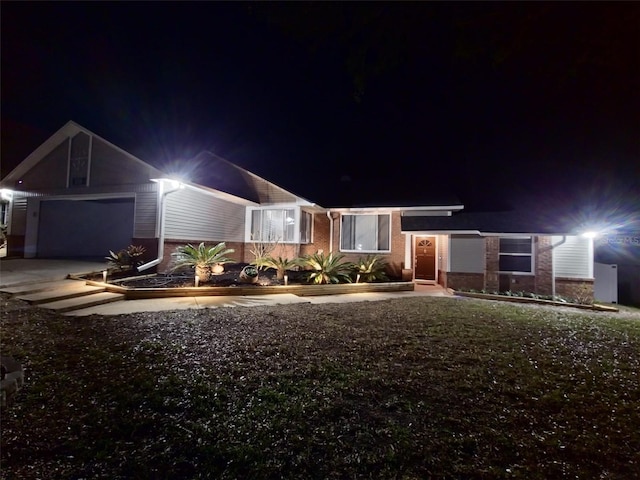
[550,235,567,299]
[138,180,182,272]
[326,210,333,253]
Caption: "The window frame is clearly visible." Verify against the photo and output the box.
[498,236,534,274]
[246,206,312,244]
[339,212,392,253]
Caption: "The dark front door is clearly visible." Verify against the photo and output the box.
[415,236,436,281]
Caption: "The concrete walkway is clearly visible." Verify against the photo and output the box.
[0,259,451,316]
[0,258,106,287]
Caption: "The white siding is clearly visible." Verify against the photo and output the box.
[164,187,245,241]
[134,190,158,238]
[438,234,450,272]
[553,235,593,278]
[9,194,28,235]
[449,234,485,273]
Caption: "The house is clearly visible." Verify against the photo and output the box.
[0,121,596,302]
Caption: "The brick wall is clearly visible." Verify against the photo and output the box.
[299,213,330,257]
[6,235,25,257]
[535,236,553,295]
[485,237,500,291]
[445,272,485,291]
[438,270,446,287]
[556,277,595,303]
[500,274,536,293]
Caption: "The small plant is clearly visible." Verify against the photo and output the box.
[263,256,299,281]
[249,235,279,271]
[240,265,259,284]
[105,245,147,272]
[571,284,594,305]
[171,242,235,283]
[300,252,354,284]
[353,255,388,283]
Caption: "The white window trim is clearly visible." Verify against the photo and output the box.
[299,209,313,244]
[245,205,308,244]
[498,236,534,275]
[339,212,392,254]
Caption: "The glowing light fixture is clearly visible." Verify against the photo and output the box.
[0,189,13,201]
[581,231,599,239]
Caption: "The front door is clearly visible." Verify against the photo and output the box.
[415,236,436,281]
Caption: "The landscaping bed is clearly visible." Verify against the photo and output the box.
[80,263,414,299]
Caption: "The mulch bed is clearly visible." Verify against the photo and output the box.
[111,263,308,288]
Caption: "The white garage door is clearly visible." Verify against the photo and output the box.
[37,198,135,258]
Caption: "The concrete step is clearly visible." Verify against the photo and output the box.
[16,283,106,305]
[39,292,126,313]
[0,279,82,296]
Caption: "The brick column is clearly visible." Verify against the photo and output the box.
[485,237,499,291]
[535,236,553,295]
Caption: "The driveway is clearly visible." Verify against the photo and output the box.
[0,258,106,287]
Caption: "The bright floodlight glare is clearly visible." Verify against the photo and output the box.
[581,231,599,239]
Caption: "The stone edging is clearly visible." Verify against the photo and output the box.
[453,291,618,312]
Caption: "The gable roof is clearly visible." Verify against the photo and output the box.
[196,152,318,207]
[0,120,166,188]
[0,121,317,208]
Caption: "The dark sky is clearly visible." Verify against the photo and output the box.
[2,2,639,217]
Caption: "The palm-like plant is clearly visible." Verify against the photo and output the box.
[354,255,388,283]
[105,245,147,272]
[263,256,299,281]
[300,252,353,284]
[171,242,235,282]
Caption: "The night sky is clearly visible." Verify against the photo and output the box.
[2,2,639,219]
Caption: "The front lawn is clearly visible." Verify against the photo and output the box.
[1,295,639,479]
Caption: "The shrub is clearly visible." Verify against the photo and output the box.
[249,236,278,271]
[263,256,299,281]
[300,252,354,285]
[171,242,235,283]
[105,245,147,272]
[354,255,388,283]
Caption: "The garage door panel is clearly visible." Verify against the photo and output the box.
[37,199,135,258]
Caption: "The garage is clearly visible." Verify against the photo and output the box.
[37,198,135,258]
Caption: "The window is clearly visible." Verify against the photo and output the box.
[340,214,390,252]
[499,237,533,273]
[250,208,312,243]
[300,210,312,244]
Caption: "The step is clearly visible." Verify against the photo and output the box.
[16,283,105,305]
[39,292,126,313]
[0,279,81,296]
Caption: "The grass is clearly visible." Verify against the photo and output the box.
[1,295,639,479]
